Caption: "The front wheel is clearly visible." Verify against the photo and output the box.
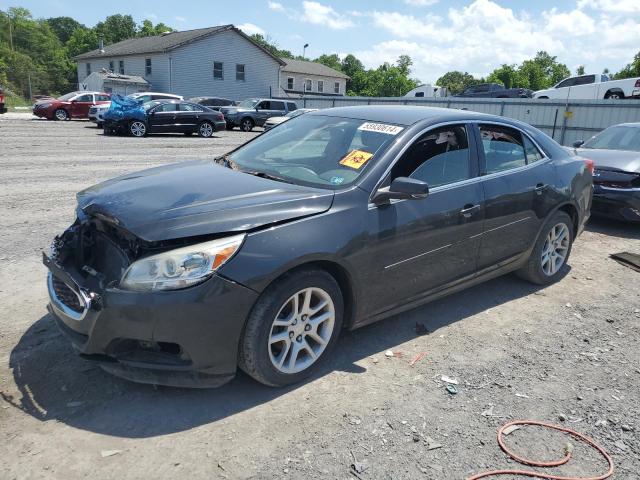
[198,121,214,137]
[54,108,68,121]
[240,117,254,132]
[517,211,574,285]
[239,268,344,387]
[129,120,147,137]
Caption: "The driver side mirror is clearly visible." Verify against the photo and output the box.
[572,140,584,148]
[373,177,429,204]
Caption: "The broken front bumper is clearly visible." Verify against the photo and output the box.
[592,186,640,223]
[44,252,259,387]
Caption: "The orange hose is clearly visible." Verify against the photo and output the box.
[467,420,614,480]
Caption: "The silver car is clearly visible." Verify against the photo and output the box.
[264,108,318,131]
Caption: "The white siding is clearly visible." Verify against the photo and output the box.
[77,54,169,92]
[169,30,281,99]
[280,71,346,96]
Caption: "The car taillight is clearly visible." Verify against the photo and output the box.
[635,79,640,88]
[584,158,595,175]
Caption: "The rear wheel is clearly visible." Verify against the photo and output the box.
[605,90,624,100]
[198,121,214,137]
[240,117,254,132]
[54,108,68,121]
[129,121,147,137]
[239,268,343,387]
[517,211,574,285]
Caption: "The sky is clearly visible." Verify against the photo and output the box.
[5,0,640,84]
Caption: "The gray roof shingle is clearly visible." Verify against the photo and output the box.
[281,58,349,79]
[74,25,285,65]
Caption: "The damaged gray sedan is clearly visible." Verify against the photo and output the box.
[44,106,593,388]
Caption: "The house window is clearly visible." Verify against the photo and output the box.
[213,61,223,80]
[145,58,152,76]
[305,79,312,92]
[287,77,294,90]
[317,80,324,93]
[86,63,91,76]
[236,64,245,81]
[119,60,124,74]
[109,60,114,71]
[334,82,340,94]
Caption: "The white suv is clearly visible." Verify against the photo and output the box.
[89,92,184,127]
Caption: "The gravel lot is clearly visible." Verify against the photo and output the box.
[0,113,639,479]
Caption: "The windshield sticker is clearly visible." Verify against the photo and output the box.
[357,122,404,135]
[339,150,374,170]
[330,176,345,185]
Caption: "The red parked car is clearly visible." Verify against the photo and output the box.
[0,87,7,114]
[32,91,110,120]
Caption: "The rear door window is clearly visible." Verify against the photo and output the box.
[478,124,527,174]
[391,125,472,188]
[180,103,205,112]
[154,103,178,113]
[523,135,545,163]
[271,101,285,110]
[96,94,110,101]
[287,102,297,111]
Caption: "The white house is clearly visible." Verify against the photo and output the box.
[280,58,349,97]
[73,25,285,100]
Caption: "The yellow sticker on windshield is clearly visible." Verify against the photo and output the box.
[339,150,374,170]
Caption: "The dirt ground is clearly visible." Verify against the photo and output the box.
[0,112,638,480]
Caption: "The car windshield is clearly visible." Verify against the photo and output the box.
[227,115,402,188]
[237,98,259,108]
[58,92,78,101]
[582,126,640,152]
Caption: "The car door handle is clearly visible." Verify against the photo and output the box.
[460,204,481,218]
[535,183,547,195]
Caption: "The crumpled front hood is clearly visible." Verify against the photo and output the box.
[77,160,334,242]
[575,148,640,173]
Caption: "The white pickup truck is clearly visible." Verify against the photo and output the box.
[533,73,640,100]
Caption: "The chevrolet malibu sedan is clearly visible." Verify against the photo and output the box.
[33,91,111,120]
[571,123,640,222]
[44,106,593,388]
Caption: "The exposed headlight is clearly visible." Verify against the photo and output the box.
[120,234,245,292]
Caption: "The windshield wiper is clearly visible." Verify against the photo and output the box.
[243,170,294,184]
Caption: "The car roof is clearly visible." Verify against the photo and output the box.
[616,123,640,128]
[309,105,503,126]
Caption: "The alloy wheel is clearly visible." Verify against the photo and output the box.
[242,119,253,132]
[130,121,146,137]
[541,223,570,276]
[55,109,68,121]
[199,122,213,137]
[268,287,335,374]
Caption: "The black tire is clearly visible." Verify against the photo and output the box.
[197,121,214,137]
[225,123,234,131]
[537,96,549,99]
[239,268,344,387]
[516,211,574,285]
[54,108,68,121]
[605,90,624,100]
[240,117,254,132]
[129,120,147,137]
[96,122,103,128]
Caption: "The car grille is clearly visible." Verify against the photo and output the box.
[51,276,85,314]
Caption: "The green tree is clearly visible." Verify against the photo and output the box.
[249,33,295,59]
[396,55,412,76]
[65,27,99,58]
[486,64,525,88]
[614,51,640,79]
[94,14,137,44]
[138,19,173,37]
[46,16,84,43]
[436,71,478,94]
[314,53,342,72]
[576,65,585,75]
[518,51,570,89]
[341,54,365,93]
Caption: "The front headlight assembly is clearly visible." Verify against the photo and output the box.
[120,234,245,292]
